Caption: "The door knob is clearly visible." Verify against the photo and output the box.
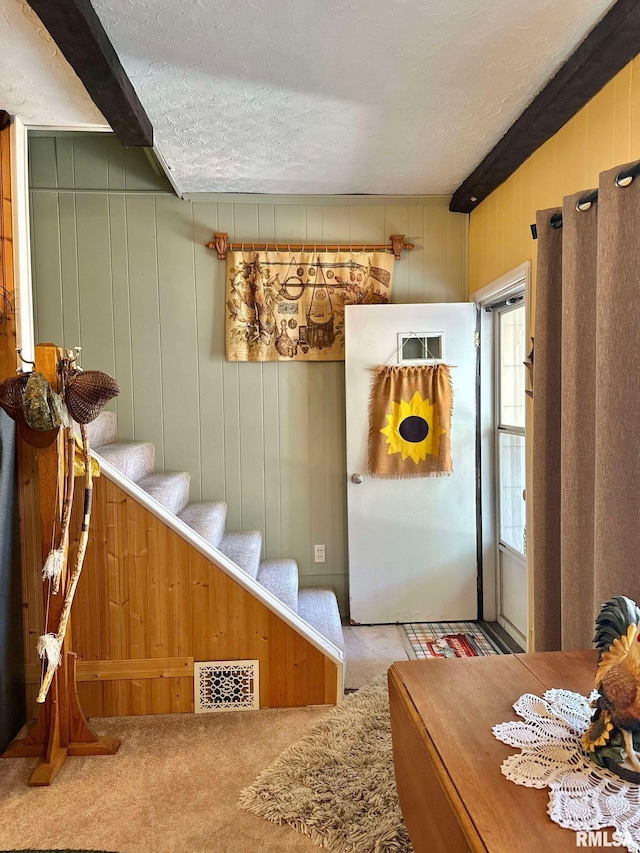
[351,473,364,484]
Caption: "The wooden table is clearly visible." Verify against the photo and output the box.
[388,651,606,853]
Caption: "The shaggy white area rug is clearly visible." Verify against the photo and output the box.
[238,675,412,853]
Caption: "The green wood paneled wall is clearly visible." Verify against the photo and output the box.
[28,134,468,616]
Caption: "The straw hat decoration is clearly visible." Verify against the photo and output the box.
[0,372,30,425]
[0,372,67,431]
[0,371,64,448]
[0,367,119,429]
[64,369,120,423]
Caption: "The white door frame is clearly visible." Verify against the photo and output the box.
[9,116,35,368]
[472,262,532,646]
[8,120,176,372]
[8,118,111,370]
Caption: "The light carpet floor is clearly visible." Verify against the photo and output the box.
[0,707,331,853]
[342,625,415,691]
[240,675,411,853]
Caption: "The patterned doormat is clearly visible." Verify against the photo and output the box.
[403,621,504,659]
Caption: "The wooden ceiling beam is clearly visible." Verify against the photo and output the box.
[450,0,640,214]
[26,0,153,147]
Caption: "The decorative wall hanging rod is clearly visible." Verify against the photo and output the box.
[205,232,415,260]
[530,160,640,239]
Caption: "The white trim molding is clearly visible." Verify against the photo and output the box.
[10,116,35,368]
[472,261,532,643]
[184,192,453,206]
[471,261,531,306]
[152,142,183,199]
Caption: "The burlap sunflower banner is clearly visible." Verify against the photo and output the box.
[225,250,394,362]
[368,364,453,478]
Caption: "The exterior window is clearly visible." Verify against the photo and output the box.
[498,432,526,552]
[497,303,526,556]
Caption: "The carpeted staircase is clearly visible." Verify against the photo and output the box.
[86,412,345,656]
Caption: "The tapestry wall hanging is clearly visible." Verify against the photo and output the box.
[225,250,395,362]
[368,364,453,478]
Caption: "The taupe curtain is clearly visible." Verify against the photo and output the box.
[533,161,640,651]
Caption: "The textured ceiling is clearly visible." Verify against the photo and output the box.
[0,0,107,128]
[90,0,616,195]
[7,0,617,194]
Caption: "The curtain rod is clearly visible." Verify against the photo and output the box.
[530,160,640,240]
[205,231,415,260]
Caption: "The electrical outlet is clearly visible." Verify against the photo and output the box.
[314,544,326,563]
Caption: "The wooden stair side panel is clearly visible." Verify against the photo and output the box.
[20,459,339,718]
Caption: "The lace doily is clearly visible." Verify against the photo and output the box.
[493,689,640,851]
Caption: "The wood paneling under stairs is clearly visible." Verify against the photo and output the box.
[20,444,339,718]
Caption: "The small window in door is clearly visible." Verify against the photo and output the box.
[397,333,443,363]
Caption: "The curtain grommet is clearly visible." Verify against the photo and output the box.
[615,172,635,188]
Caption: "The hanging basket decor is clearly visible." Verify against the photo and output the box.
[0,372,30,423]
[0,372,63,447]
[65,369,120,423]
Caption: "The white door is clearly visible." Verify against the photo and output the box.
[345,303,478,624]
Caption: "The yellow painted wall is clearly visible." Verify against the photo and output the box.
[469,57,640,295]
[469,57,640,649]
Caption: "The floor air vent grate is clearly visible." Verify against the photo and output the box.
[194,660,259,713]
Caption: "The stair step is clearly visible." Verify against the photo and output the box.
[96,441,155,482]
[257,559,299,612]
[298,588,345,653]
[219,530,262,580]
[178,501,227,549]
[137,471,191,515]
[80,411,117,448]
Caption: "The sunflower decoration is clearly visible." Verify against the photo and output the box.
[368,364,453,478]
[581,709,614,752]
[380,390,445,463]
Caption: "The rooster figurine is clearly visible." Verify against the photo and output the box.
[582,596,640,776]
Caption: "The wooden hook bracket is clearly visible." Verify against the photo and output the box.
[205,232,415,260]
